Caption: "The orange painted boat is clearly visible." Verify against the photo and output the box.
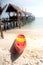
[14,34,26,54]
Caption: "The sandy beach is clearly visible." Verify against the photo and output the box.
[0,28,43,65]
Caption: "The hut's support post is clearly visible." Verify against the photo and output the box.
[17,12,21,28]
[20,13,23,26]
[4,22,7,31]
[9,12,13,28]
[25,14,27,23]
[0,19,4,38]
[8,12,10,18]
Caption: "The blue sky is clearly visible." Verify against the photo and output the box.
[1,0,43,17]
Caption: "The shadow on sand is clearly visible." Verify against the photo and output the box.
[10,42,23,62]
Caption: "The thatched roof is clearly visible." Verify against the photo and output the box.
[0,7,2,15]
[0,2,2,15]
[22,10,31,15]
[0,2,7,15]
[6,4,22,14]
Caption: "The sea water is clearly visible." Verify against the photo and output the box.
[22,17,43,29]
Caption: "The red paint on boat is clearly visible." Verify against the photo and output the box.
[14,34,26,54]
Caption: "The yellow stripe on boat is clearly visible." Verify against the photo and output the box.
[16,37,26,42]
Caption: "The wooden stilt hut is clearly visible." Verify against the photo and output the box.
[21,10,33,24]
[6,4,23,28]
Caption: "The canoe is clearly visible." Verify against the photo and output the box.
[14,34,26,54]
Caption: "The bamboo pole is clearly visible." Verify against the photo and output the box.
[0,18,4,38]
[0,3,4,38]
[17,12,21,28]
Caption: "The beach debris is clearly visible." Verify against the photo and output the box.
[40,59,43,63]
